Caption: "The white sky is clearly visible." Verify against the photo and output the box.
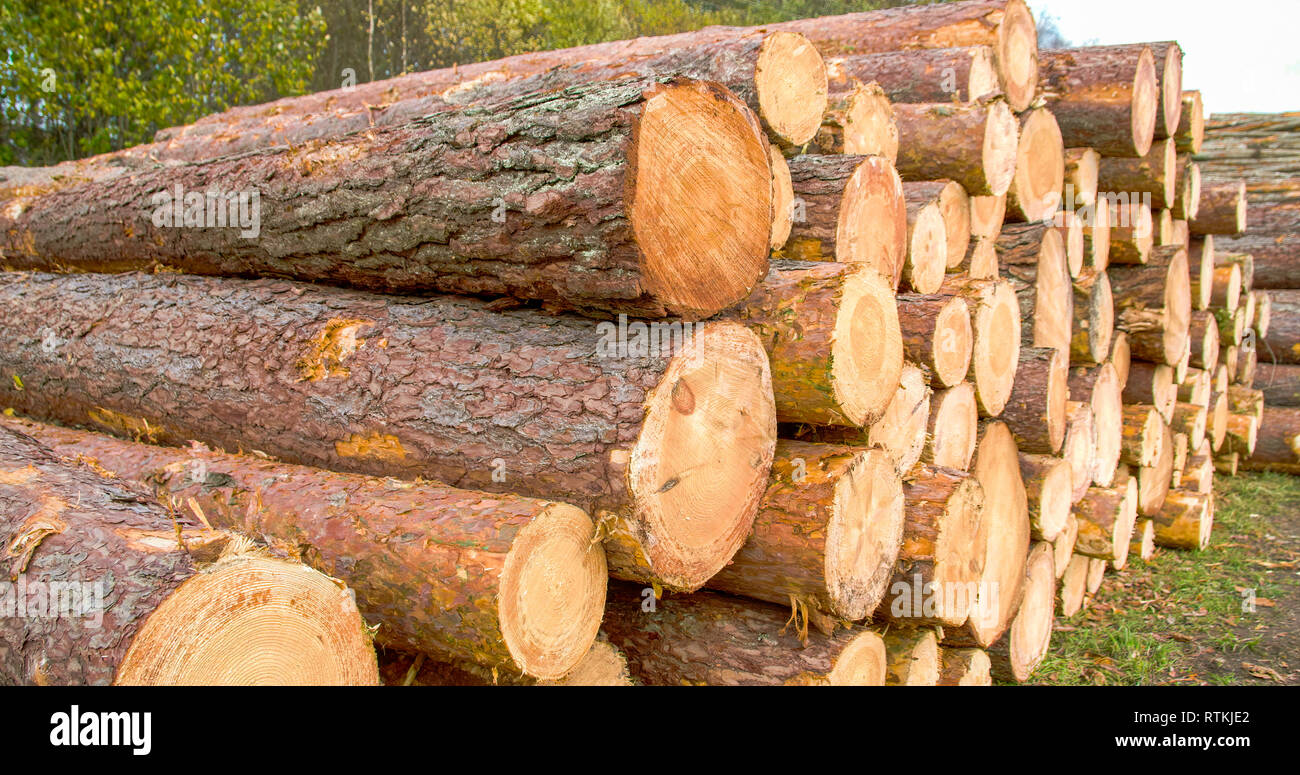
[1029,0,1300,115]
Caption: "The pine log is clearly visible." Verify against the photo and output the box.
[1,77,774,321]
[1059,553,1089,617]
[1058,209,1087,278]
[1241,407,1300,473]
[881,627,941,686]
[1106,201,1154,264]
[1129,518,1156,563]
[1173,157,1201,220]
[1170,218,1191,250]
[1136,421,1175,516]
[0,416,606,680]
[1156,207,1175,246]
[1259,290,1300,364]
[902,187,951,292]
[1002,348,1069,455]
[1171,402,1209,451]
[1037,45,1159,157]
[1189,180,1248,235]
[1120,405,1166,468]
[1071,267,1115,365]
[988,541,1055,683]
[601,584,888,686]
[1175,91,1205,154]
[1006,107,1066,222]
[998,224,1073,356]
[1069,363,1124,487]
[1149,42,1184,139]
[1227,387,1265,425]
[1209,263,1243,312]
[1178,367,1213,407]
[1188,236,1215,310]
[776,154,909,287]
[0,427,378,685]
[708,442,903,622]
[892,100,1020,196]
[1187,310,1222,371]
[1072,478,1137,563]
[1086,556,1108,595]
[867,364,933,475]
[925,383,980,472]
[897,292,974,388]
[1065,147,1101,208]
[1182,441,1214,494]
[1253,291,1271,338]
[1054,514,1080,575]
[769,145,796,249]
[830,46,1001,105]
[905,180,972,270]
[731,261,902,426]
[970,193,1007,241]
[1082,191,1112,269]
[959,238,1000,280]
[0,272,776,591]
[939,276,1023,416]
[768,0,1040,112]
[1254,362,1300,406]
[938,647,993,686]
[1216,452,1239,476]
[1222,412,1259,457]
[1151,490,1214,550]
[880,463,986,627]
[1121,362,1177,422]
[1097,138,1177,209]
[814,82,900,161]
[1208,391,1231,452]
[1170,431,1190,490]
[1019,454,1073,542]
[1110,246,1192,365]
[1063,401,1097,502]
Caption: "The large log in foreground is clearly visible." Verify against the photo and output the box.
[0,272,777,591]
[1,77,773,320]
[0,416,609,681]
[0,427,378,685]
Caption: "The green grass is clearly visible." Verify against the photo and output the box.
[1027,472,1300,685]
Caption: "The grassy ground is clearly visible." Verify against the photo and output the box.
[1028,471,1300,685]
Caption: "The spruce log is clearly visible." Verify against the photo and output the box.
[1189,180,1248,235]
[902,187,951,292]
[1069,363,1124,487]
[892,100,1020,196]
[1097,138,1176,208]
[1037,45,1159,157]
[939,276,1023,416]
[601,584,888,686]
[988,541,1055,683]
[905,179,972,271]
[1259,290,1300,364]
[0,417,606,680]
[776,154,909,287]
[1006,108,1066,222]
[1110,246,1192,365]
[882,627,941,686]
[998,224,1073,356]
[925,383,980,472]
[707,442,904,622]
[0,427,377,685]
[0,272,777,591]
[1,77,774,321]
[1065,147,1100,208]
[731,262,902,426]
[867,364,933,475]
[897,292,974,388]
[1002,347,1069,455]
[1176,91,1205,154]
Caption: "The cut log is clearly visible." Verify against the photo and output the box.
[1086,556,1108,595]
[1121,362,1177,422]
[1054,514,1080,575]
[988,541,1055,683]
[1019,454,1073,542]
[1255,362,1300,406]
[1129,518,1156,563]
[1064,401,1097,503]
[1187,310,1221,371]
[925,383,980,472]
[880,463,987,627]
[1112,331,1133,388]
[1083,191,1112,269]
[815,82,900,161]
[1189,236,1215,310]
[1002,347,1069,455]
[959,238,1001,280]
[1253,291,1271,338]
[1152,490,1214,550]
[1260,290,1300,364]
[1106,201,1154,264]
[1037,44,1159,157]
[1173,157,1201,220]
[1182,441,1215,493]
[1170,218,1191,249]
[1059,553,1089,617]
[1072,478,1137,564]
[0,416,606,680]
[938,648,993,686]
[998,224,1073,356]
[769,0,1040,112]
[1150,42,1184,139]
[1110,246,1192,365]
[1216,452,1239,476]
[882,627,941,686]
[777,154,909,287]
[944,421,1031,648]
[892,100,1019,196]
[867,364,933,475]
[1209,263,1243,312]
[1120,405,1166,468]
[1059,209,1087,278]
[769,145,795,250]
[898,292,974,388]
[905,180,972,270]
[1208,391,1231,452]
[1096,138,1176,209]
[1156,207,1175,246]
[1064,147,1100,207]
[708,442,904,622]
[939,276,1023,417]
[1170,431,1190,490]
[902,186,951,292]
[825,45,1001,105]
[1189,180,1248,235]
[1006,107,1066,222]
[1172,402,1209,451]
[1175,91,1205,154]
[1241,407,1300,473]
[1178,367,1213,408]
[601,584,887,685]
[1,77,773,321]
[1222,412,1259,457]
[1071,267,1115,365]
[970,193,1007,241]
[732,262,902,426]
[0,426,378,686]
[1069,363,1124,486]
[1227,387,1265,425]
[1135,422,1175,516]
[0,272,776,592]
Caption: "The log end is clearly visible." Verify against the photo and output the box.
[840,155,908,288]
[826,448,905,621]
[998,0,1041,112]
[115,556,379,686]
[933,296,974,388]
[905,200,949,293]
[825,630,889,686]
[756,31,829,147]
[1130,47,1159,157]
[1010,108,1065,222]
[835,268,905,425]
[768,144,794,250]
[972,280,1022,417]
[994,541,1056,682]
[966,421,1031,648]
[840,83,900,163]
[928,382,979,472]
[983,100,1022,198]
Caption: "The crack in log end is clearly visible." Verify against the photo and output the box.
[335,432,408,464]
[297,319,371,381]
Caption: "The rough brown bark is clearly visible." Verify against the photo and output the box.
[2,78,774,321]
[707,442,904,622]
[1241,406,1300,473]
[601,583,888,685]
[776,154,908,288]
[897,292,974,388]
[1122,362,1177,422]
[1255,362,1300,406]
[1151,490,1214,550]
[1259,290,1300,364]
[1037,45,1159,157]
[1176,91,1205,154]
[1002,348,1069,455]
[1187,310,1222,371]
[892,100,1019,196]
[1189,180,1248,235]
[828,46,1000,105]
[998,224,1073,356]
[1110,247,1192,365]
[0,416,606,680]
[0,426,377,685]
[1097,138,1177,208]
[729,261,902,426]
[0,272,776,591]
[814,82,900,160]
[1019,453,1073,542]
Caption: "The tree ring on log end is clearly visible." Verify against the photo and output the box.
[824,448,905,621]
[934,297,974,388]
[1161,247,1191,364]
[929,383,978,471]
[1089,364,1123,486]
[768,145,794,250]
[933,477,987,625]
[982,100,1021,197]
[839,156,908,286]
[835,269,904,426]
[755,31,829,147]
[115,557,378,685]
[1131,47,1159,157]
[1160,44,1183,137]
[1012,108,1065,222]
[907,201,948,293]
[841,84,900,162]
[973,281,1021,416]
[826,630,888,686]
[1004,542,1055,681]
[629,322,776,590]
[997,0,1040,112]
[967,421,1031,647]
[631,81,772,319]
[499,502,608,680]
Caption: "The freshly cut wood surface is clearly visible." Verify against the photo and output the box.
[988,542,1055,682]
[1019,453,1073,541]
[829,46,1000,105]
[925,383,980,471]
[938,648,992,686]
[868,364,933,474]
[882,627,941,686]
[893,100,1020,196]
[1037,44,1159,157]
[1064,401,1097,502]
[1069,363,1123,487]
[1006,108,1066,222]
[897,292,974,388]
[0,272,776,592]
[940,276,1023,417]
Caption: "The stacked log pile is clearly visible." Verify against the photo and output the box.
[0,0,1256,686]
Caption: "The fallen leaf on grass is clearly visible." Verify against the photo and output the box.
[1242,663,1284,682]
